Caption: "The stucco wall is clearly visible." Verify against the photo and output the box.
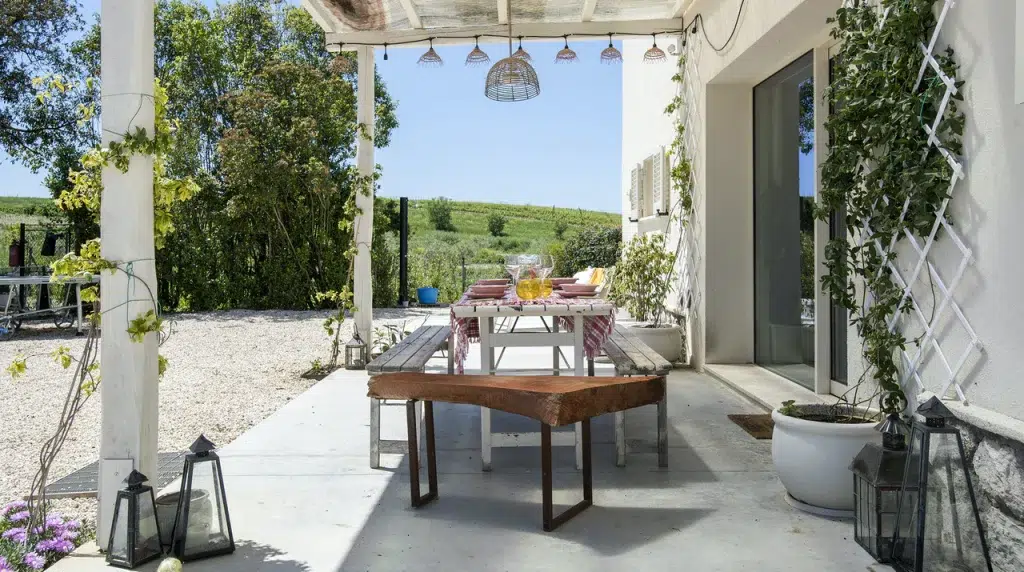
[620,39,678,245]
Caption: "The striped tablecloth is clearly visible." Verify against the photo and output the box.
[449,291,616,373]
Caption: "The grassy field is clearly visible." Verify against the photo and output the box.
[0,196,51,225]
[406,199,618,264]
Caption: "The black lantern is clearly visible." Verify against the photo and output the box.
[171,435,235,561]
[106,470,163,569]
[344,332,367,370]
[851,413,912,563]
[891,397,993,571]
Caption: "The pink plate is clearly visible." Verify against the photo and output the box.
[561,283,599,293]
[468,292,504,300]
[557,291,598,299]
[476,279,510,286]
[550,277,578,286]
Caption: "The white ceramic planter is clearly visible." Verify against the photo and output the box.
[630,324,682,362]
[771,406,879,515]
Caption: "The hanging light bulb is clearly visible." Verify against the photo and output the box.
[485,0,540,102]
[383,43,389,61]
[512,36,532,62]
[644,33,667,63]
[554,35,578,64]
[418,38,443,67]
[600,33,622,64]
[465,36,491,67]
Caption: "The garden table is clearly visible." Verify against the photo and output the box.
[450,290,615,470]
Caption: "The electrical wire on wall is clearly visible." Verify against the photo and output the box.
[689,0,747,53]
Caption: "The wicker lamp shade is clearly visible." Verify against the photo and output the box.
[418,38,443,67]
[555,36,578,64]
[485,57,540,102]
[329,53,354,74]
[512,37,532,62]
[600,34,622,64]
[466,37,490,67]
[644,34,667,63]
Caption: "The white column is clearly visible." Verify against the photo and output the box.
[354,46,375,349]
[97,0,158,547]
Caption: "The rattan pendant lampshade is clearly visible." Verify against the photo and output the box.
[512,36,532,61]
[644,34,667,63]
[485,1,540,102]
[418,38,443,67]
[466,36,491,67]
[555,36,578,64]
[600,34,622,64]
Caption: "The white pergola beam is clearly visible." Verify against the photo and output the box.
[301,0,337,33]
[398,0,423,29]
[581,0,598,22]
[671,0,692,19]
[325,19,684,48]
[354,46,375,352]
[98,0,158,549]
[497,0,508,25]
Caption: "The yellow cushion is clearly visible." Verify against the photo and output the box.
[589,268,605,286]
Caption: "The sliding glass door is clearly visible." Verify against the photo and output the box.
[753,51,816,389]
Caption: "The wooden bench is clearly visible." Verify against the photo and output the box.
[366,325,452,469]
[368,373,666,531]
[598,324,673,467]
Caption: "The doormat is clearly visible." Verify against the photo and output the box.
[728,414,774,440]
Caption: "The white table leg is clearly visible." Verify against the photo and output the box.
[573,315,584,470]
[480,315,494,471]
[369,398,381,469]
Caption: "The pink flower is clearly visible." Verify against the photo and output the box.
[23,552,45,570]
[1,526,27,543]
[0,501,27,516]
[7,510,29,523]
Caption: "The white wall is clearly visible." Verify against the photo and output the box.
[620,38,678,244]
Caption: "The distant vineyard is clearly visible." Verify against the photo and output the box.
[416,200,620,228]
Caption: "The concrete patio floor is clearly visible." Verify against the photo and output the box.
[53,318,888,572]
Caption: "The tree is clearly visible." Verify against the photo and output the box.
[487,213,507,237]
[0,0,93,170]
[427,197,455,232]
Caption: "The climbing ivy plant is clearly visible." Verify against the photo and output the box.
[664,54,694,220]
[818,0,964,415]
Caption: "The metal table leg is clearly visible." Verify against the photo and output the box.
[542,418,592,532]
[407,400,437,508]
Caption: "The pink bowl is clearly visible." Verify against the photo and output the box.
[560,283,599,294]
[476,279,510,286]
[550,278,578,286]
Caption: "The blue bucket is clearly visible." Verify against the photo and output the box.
[417,286,439,305]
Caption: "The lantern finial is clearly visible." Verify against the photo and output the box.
[190,434,217,455]
[876,413,908,450]
[916,396,948,428]
[125,469,148,489]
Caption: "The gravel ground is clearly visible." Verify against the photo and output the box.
[0,307,442,525]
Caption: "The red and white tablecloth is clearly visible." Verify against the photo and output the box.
[449,291,616,374]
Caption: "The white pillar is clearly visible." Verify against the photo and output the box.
[354,46,375,349]
[97,0,158,548]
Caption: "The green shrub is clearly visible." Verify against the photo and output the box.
[427,196,455,231]
[487,213,507,237]
[409,240,504,303]
[556,227,622,276]
[609,233,674,325]
[488,236,527,252]
[553,219,569,240]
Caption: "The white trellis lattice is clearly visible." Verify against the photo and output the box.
[849,0,982,404]
[669,35,704,361]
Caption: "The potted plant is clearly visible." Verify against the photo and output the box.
[771,399,882,515]
[608,233,682,362]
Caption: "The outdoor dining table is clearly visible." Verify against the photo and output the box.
[449,288,616,471]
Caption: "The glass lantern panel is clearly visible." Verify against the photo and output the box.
[921,432,988,571]
[108,495,130,562]
[853,476,864,542]
[134,492,162,561]
[181,459,233,558]
[894,430,925,569]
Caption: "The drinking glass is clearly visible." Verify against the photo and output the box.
[538,255,554,297]
[504,254,521,286]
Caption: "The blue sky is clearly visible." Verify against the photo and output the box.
[0,0,814,210]
[0,0,625,213]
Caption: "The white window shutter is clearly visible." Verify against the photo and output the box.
[629,166,640,221]
[651,150,663,216]
[660,147,672,215]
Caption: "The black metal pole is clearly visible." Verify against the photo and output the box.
[461,255,467,293]
[18,223,26,309]
[399,197,409,307]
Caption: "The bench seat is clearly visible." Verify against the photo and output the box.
[366,325,452,469]
[600,324,673,467]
